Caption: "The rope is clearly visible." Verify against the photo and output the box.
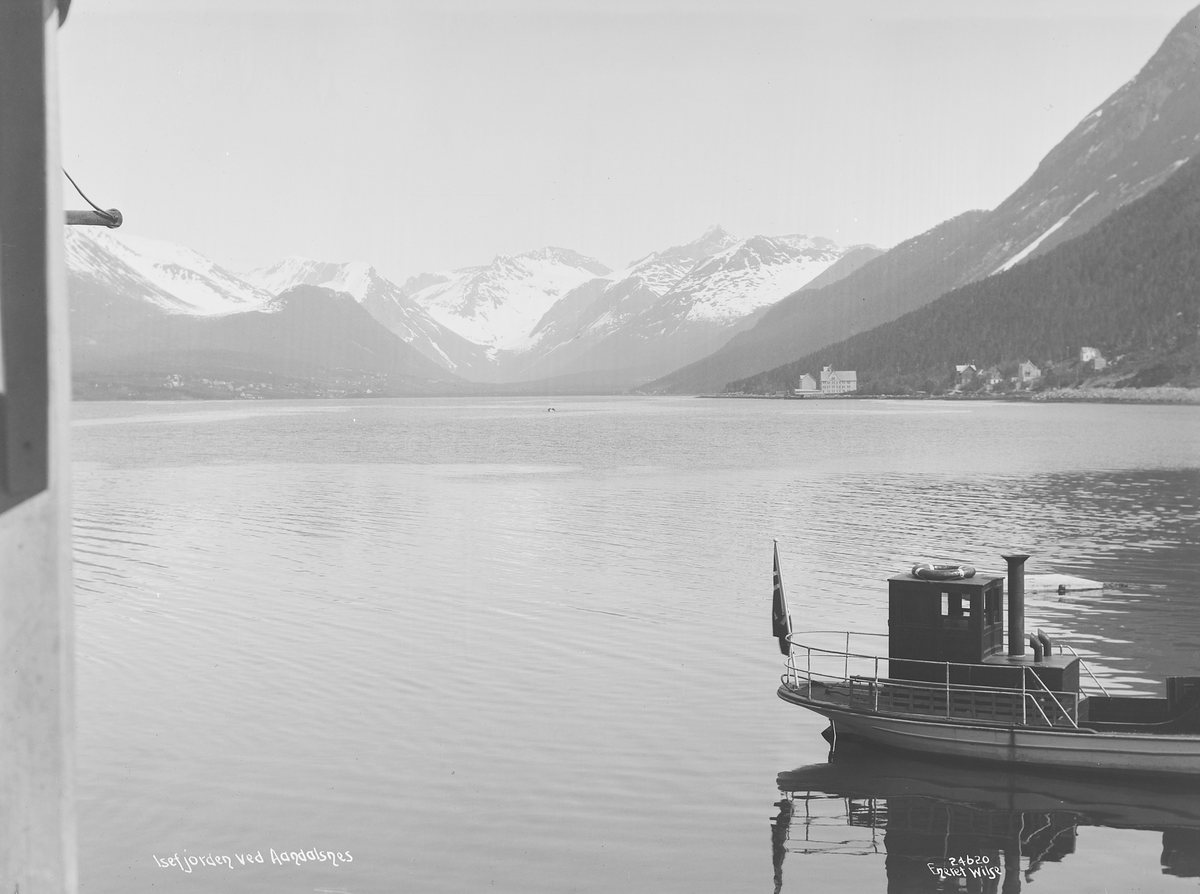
[63,168,117,224]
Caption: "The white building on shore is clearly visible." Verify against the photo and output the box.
[795,373,818,394]
[820,365,858,394]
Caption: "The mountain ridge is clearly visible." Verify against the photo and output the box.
[728,151,1200,395]
[491,226,852,385]
[238,225,853,387]
[644,3,1200,394]
[75,282,458,379]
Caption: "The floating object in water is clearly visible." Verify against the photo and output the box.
[1024,573,1105,594]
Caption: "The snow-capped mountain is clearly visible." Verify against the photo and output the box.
[398,247,612,351]
[66,227,272,316]
[637,231,843,325]
[241,257,493,378]
[239,256,344,297]
[605,224,741,302]
[496,226,850,384]
[67,233,460,392]
[243,248,618,380]
[69,222,855,390]
[510,228,746,361]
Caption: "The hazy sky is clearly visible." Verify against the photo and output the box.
[57,0,1198,283]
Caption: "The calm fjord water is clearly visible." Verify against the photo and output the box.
[72,397,1199,893]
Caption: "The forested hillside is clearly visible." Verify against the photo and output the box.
[728,153,1200,394]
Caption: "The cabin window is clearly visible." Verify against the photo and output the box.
[941,592,970,629]
[985,589,1001,626]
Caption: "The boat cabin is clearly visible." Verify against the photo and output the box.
[887,558,1080,694]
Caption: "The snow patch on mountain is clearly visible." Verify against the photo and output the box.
[244,257,385,303]
[685,258,834,322]
[66,228,272,315]
[567,230,842,332]
[608,225,742,298]
[495,226,848,384]
[992,190,1098,274]
[681,235,842,322]
[242,257,342,297]
[326,261,375,300]
[403,248,612,349]
[242,256,499,375]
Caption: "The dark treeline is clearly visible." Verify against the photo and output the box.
[729,154,1200,394]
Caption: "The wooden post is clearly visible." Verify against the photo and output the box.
[0,1,76,892]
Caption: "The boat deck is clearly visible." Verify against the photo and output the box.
[789,677,1085,729]
[782,631,1092,730]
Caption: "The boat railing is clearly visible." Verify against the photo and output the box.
[782,636,1085,730]
[1024,663,1080,729]
[1059,643,1112,697]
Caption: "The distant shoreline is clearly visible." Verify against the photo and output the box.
[69,384,1200,405]
[705,386,1200,406]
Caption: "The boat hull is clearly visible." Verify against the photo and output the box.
[779,684,1200,776]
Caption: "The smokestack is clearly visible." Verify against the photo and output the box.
[1003,554,1030,657]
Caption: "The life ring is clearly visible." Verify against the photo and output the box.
[911,562,976,581]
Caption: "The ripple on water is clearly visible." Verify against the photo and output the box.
[70,398,1200,893]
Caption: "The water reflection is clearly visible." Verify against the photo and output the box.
[773,743,1200,892]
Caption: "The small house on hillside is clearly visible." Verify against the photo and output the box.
[979,366,1003,387]
[795,373,818,394]
[820,366,857,394]
[1018,360,1042,385]
[1080,346,1107,370]
[955,364,978,388]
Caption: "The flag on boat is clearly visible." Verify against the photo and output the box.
[772,540,792,656]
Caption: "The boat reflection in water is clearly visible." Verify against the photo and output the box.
[772,741,1200,893]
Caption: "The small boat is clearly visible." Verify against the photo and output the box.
[771,544,1200,776]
